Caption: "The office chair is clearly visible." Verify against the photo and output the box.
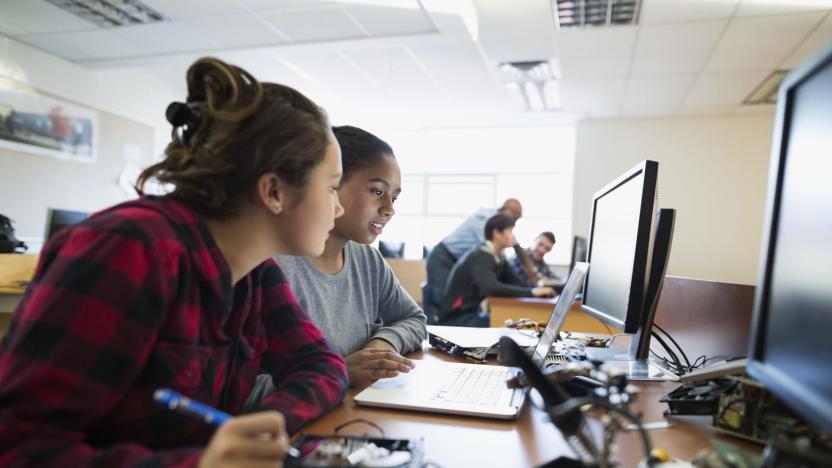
[378,240,405,259]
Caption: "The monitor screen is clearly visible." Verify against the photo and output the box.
[45,208,87,241]
[581,160,657,333]
[748,46,832,436]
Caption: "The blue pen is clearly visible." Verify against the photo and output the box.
[153,388,301,458]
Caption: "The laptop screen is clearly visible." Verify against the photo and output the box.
[530,262,589,367]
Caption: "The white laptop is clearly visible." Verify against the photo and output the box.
[354,263,590,420]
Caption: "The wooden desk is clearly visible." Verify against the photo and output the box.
[487,297,619,334]
[0,253,37,295]
[297,345,739,467]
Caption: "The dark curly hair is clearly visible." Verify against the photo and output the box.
[137,57,331,218]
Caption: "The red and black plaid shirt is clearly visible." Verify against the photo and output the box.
[0,196,347,467]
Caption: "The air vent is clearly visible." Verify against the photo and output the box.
[744,70,790,105]
[553,0,642,29]
[45,0,167,28]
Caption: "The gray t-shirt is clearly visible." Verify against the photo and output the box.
[276,242,427,356]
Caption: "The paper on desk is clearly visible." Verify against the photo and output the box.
[427,325,539,348]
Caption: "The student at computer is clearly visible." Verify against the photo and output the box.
[424,198,523,320]
[276,125,426,389]
[437,214,556,327]
[0,58,347,467]
[510,231,561,287]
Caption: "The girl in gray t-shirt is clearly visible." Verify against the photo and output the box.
[277,125,427,389]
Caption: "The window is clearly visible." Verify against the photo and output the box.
[377,126,575,264]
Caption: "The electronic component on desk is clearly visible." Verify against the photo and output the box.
[559,332,609,349]
[287,435,423,468]
[660,379,738,416]
[679,358,746,384]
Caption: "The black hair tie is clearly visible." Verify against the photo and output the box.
[166,101,203,146]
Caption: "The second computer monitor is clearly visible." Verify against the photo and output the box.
[45,208,88,242]
[582,160,658,334]
[570,236,587,274]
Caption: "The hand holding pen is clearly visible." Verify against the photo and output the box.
[154,388,300,467]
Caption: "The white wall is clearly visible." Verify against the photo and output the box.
[0,35,174,246]
[1,35,178,157]
[572,113,776,285]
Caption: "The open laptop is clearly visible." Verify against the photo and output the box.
[354,262,589,419]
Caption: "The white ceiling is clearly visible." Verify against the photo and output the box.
[1,0,832,128]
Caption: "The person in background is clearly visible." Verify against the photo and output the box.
[437,214,555,327]
[0,57,348,468]
[510,231,561,288]
[276,126,426,390]
[424,198,523,321]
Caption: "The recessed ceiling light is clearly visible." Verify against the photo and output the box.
[744,70,791,105]
[498,61,561,112]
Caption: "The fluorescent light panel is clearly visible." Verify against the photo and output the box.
[45,0,167,28]
[499,61,561,111]
[553,0,641,29]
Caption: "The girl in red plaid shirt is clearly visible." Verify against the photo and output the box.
[0,57,348,468]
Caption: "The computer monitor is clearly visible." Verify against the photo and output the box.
[569,236,587,274]
[45,208,87,241]
[582,160,657,334]
[747,44,832,436]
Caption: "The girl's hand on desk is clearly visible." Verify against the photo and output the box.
[199,411,291,468]
[532,287,556,298]
[345,346,415,388]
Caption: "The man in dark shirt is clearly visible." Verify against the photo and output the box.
[510,231,561,287]
[437,214,556,327]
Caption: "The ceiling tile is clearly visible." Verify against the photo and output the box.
[240,0,333,12]
[681,70,770,108]
[183,14,290,49]
[561,76,627,117]
[343,47,441,98]
[112,22,218,56]
[407,42,504,107]
[35,30,145,61]
[557,26,638,77]
[0,0,95,34]
[704,12,827,71]
[631,20,726,74]
[781,12,832,68]
[640,0,740,24]
[341,3,434,36]
[622,74,696,116]
[14,34,92,61]
[277,50,381,103]
[259,4,367,42]
[139,0,249,19]
[0,16,27,37]
[736,1,832,17]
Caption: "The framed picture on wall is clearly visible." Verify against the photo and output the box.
[0,77,98,163]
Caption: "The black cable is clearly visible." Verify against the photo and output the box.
[650,350,684,375]
[333,418,386,438]
[650,331,684,376]
[652,324,691,370]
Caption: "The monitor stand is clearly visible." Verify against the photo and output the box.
[586,208,677,382]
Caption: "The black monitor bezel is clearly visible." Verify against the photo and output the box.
[746,44,832,436]
[581,160,658,333]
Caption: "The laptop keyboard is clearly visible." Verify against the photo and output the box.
[431,367,513,406]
